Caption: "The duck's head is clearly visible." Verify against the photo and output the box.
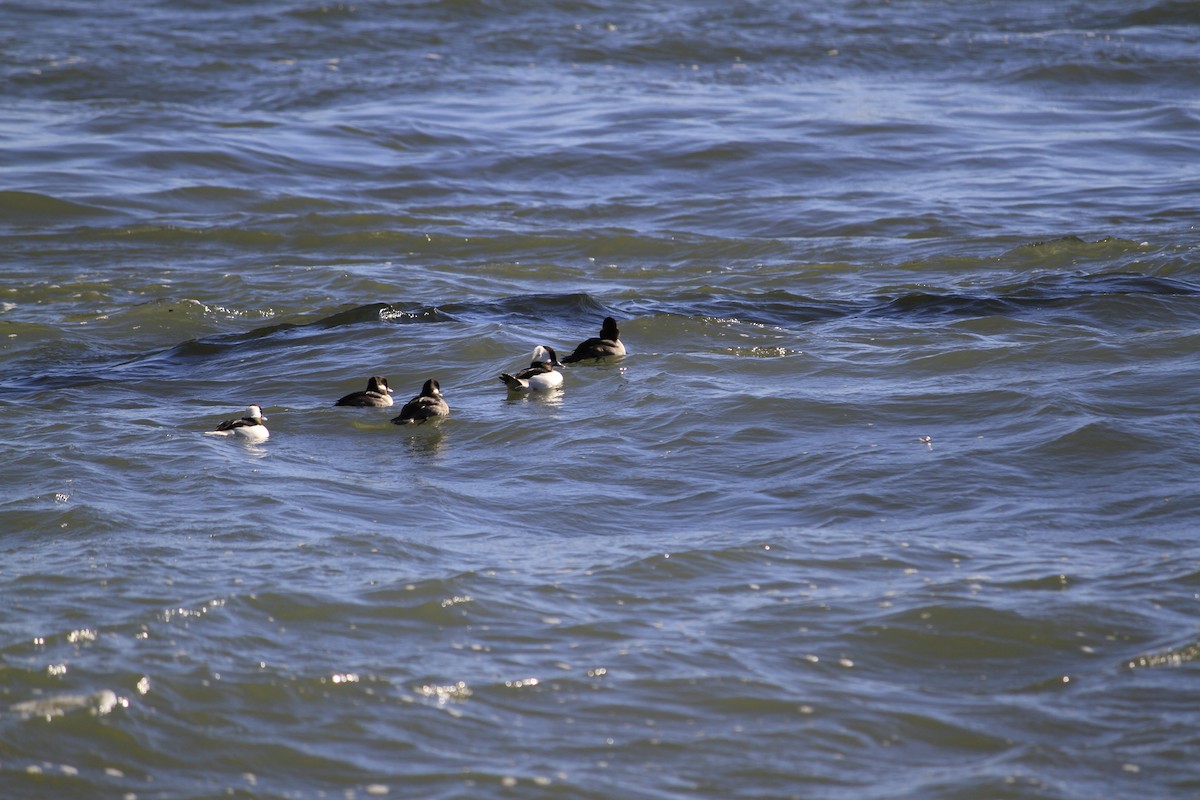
[532,345,562,368]
[369,376,393,394]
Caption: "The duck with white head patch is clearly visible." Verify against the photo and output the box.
[562,316,626,363]
[392,378,449,424]
[205,404,269,442]
[499,345,564,391]
[335,376,394,407]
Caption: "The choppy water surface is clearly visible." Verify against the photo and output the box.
[3,1,1200,798]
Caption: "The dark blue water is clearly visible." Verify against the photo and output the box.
[3,2,1200,798]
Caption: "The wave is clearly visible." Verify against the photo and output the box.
[2,231,1196,397]
[0,190,115,221]
[865,270,1200,321]
[1126,640,1200,670]
[1119,1,1200,27]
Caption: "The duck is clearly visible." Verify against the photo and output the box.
[335,376,394,407]
[205,404,269,442]
[562,316,626,363]
[392,379,449,424]
[499,345,563,391]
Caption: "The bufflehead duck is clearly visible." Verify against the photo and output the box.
[335,376,394,407]
[499,345,564,391]
[392,378,449,424]
[562,316,626,363]
[205,404,269,442]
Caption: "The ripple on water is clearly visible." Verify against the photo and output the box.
[3,0,1200,797]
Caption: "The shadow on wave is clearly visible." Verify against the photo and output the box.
[391,292,614,326]
[1,294,625,392]
[0,190,117,222]
[863,271,1200,321]
[611,269,1200,328]
[5,234,1195,392]
[0,302,437,392]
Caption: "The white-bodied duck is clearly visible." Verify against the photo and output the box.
[205,404,269,442]
[499,345,563,391]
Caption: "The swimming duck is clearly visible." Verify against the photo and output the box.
[205,404,269,442]
[562,316,626,363]
[499,345,563,391]
[392,379,449,424]
[335,376,394,407]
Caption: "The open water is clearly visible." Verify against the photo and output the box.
[2,1,1200,798]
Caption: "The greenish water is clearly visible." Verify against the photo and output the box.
[3,1,1200,798]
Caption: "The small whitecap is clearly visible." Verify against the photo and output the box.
[94,690,122,715]
[416,681,471,704]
